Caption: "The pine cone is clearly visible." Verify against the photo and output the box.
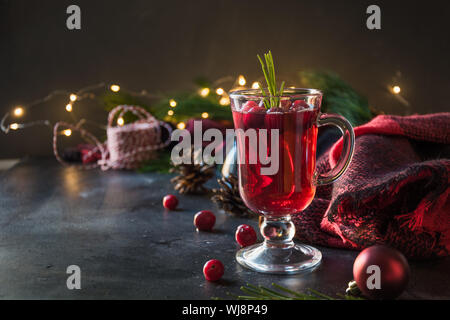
[211,174,257,218]
[170,159,215,195]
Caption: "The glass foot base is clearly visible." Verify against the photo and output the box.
[236,242,322,275]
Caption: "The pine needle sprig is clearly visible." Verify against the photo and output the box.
[226,283,365,300]
[257,51,285,109]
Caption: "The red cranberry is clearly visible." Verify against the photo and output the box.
[203,259,224,281]
[251,105,266,113]
[194,210,216,231]
[279,99,291,110]
[235,224,257,247]
[241,100,259,112]
[242,101,266,129]
[163,194,178,210]
[290,99,309,111]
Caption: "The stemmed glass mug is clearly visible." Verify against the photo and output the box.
[230,88,355,274]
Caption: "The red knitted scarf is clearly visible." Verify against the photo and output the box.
[293,113,450,259]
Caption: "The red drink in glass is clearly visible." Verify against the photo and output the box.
[232,108,320,216]
[230,88,355,274]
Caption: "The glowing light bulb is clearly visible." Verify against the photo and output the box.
[216,88,224,95]
[392,86,401,94]
[110,84,120,92]
[169,99,177,107]
[167,110,174,116]
[220,97,230,106]
[70,94,77,102]
[177,122,186,130]
[252,82,260,89]
[65,104,73,112]
[200,88,210,97]
[201,112,209,119]
[117,117,125,126]
[13,107,24,117]
[63,129,72,137]
[9,123,19,130]
[238,75,246,86]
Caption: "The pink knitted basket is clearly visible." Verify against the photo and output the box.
[53,105,172,170]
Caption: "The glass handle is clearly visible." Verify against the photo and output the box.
[315,113,355,186]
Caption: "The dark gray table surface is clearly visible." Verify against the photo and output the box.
[0,158,449,300]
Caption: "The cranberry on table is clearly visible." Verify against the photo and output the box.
[162,194,179,210]
[194,210,216,231]
[203,259,224,282]
[235,224,257,247]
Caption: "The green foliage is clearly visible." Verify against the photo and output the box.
[101,92,154,124]
[257,51,285,109]
[99,72,373,173]
[100,73,372,127]
[193,76,212,88]
[299,71,373,126]
[152,93,232,123]
[100,88,232,173]
[101,90,232,125]
[138,150,172,173]
[223,283,364,300]
[102,92,153,112]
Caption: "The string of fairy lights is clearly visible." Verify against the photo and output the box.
[0,75,263,136]
[1,75,406,136]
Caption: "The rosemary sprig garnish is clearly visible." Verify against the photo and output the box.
[257,51,285,109]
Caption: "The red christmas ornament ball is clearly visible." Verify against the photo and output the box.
[235,224,257,247]
[203,259,224,282]
[353,245,410,300]
[162,194,178,210]
[194,210,216,231]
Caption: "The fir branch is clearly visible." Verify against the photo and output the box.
[229,283,365,300]
[299,70,373,126]
[271,283,320,300]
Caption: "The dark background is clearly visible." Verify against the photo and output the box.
[1,0,449,158]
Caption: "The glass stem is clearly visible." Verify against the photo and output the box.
[261,216,296,249]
